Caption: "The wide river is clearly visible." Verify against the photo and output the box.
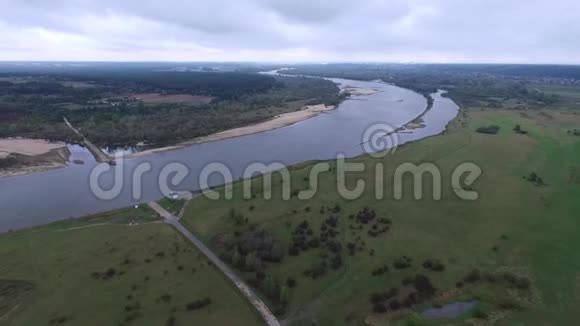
[0,78,459,232]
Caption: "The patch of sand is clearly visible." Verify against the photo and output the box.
[343,86,381,96]
[128,104,335,158]
[0,138,69,178]
[198,104,334,142]
[0,138,66,157]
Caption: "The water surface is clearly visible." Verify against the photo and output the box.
[0,80,458,232]
[422,301,477,320]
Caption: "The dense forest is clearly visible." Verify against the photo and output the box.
[0,66,342,147]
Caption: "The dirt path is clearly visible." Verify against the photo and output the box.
[63,116,111,163]
[148,202,280,326]
[57,221,162,232]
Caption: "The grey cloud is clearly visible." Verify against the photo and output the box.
[0,0,579,63]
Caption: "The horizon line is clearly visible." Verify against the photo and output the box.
[1,60,580,66]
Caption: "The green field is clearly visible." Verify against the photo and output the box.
[3,106,580,325]
[180,108,580,325]
[0,207,262,326]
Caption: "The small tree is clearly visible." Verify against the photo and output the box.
[280,286,289,305]
[263,273,277,299]
[232,247,243,268]
[245,252,259,271]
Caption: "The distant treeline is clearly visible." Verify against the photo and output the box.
[0,71,277,100]
[280,63,580,81]
[282,63,564,110]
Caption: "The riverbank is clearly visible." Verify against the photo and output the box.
[0,79,434,232]
[127,83,386,158]
[0,139,70,178]
[127,104,336,158]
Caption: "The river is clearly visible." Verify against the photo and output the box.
[0,78,459,232]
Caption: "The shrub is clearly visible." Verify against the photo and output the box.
[49,316,71,325]
[476,125,500,134]
[472,308,488,319]
[274,304,287,316]
[304,263,326,279]
[515,277,531,290]
[373,303,388,313]
[384,287,399,300]
[464,269,481,283]
[330,255,343,270]
[308,239,321,249]
[355,207,377,224]
[394,256,412,269]
[413,274,436,297]
[502,272,531,290]
[371,265,389,276]
[103,268,116,279]
[422,259,445,272]
[526,172,545,186]
[498,301,520,310]
[389,299,401,310]
[256,271,266,281]
[370,292,383,304]
[185,298,212,311]
[280,286,290,305]
[286,277,297,288]
[332,204,341,213]
[288,246,299,256]
[513,125,528,134]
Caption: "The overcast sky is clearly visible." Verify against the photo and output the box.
[1,0,579,63]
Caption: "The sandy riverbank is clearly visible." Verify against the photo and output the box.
[0,139,70,178]
[128,104,335,158]
[0,138,66,158]
[124,82,383,158]
[343,86,381,96]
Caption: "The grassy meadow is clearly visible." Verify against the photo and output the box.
[180,108,580,325]
[0,207,262,326]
